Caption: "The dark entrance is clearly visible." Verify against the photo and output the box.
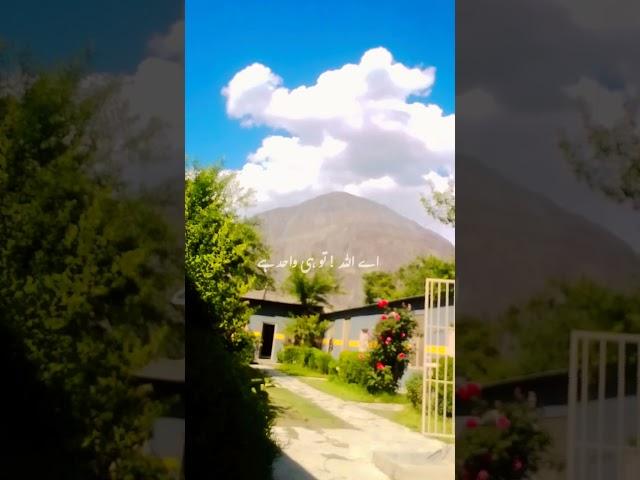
[259,323,275,359]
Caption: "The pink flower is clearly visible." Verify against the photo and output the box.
[377,299,389,308]
[496,415,511,430]
[398,352,406,360]
[465,417,479,429]
[476,470,490,480]
[400,332,406,338]
[381,314,388,320]
[391,311,400,320]
[512,458,523,471]
[376,362,385,371]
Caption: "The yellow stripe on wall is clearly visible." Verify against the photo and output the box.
[253,331,261,337]
[274,333,285,340]
[322,338,329,345]
[333,339,343,346]
[425,344,447,355]
[348,340,360,348]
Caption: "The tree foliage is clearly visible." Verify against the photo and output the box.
[363,255,455,303]
[282,265,342,310]
[185,165,269,346]
[560,100,640,209]
[184,165,277,478]
[457,279,640,382]
[0,67,179,478]
[421,178,455,227]
[283,314,330,348]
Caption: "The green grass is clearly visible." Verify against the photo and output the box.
[267,384,351,429]
[298,376,409,404]
[365,404,455,443]
[275,363,328,378]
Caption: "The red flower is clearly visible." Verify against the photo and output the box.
[465,417,479,429]
[400,332,406,338]
[457,384,470,401]
[466,382,481,398]
[496,415,511,430]
[476,470,490,480]
[512,458,523,471]
[377,299,389,308]
[376,362,385,370]
[398,352,406,360]
[381,314,388,320]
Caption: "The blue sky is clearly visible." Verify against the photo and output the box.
[1,1,180,73]
[186,0,454,169]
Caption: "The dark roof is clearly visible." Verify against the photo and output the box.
[321,295,425,320]
[243,296,322,316]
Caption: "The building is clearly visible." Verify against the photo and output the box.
[246,294,455,388]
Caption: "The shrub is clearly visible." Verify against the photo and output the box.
[457,383,551,480]
[367,300,417,393]
[284,314,330,348]
[308,348,333,374]
[335,351,371,385]
[404,357,454,416]
[233,330,258,364]
[405,373,423,409]
[277,346,333,374]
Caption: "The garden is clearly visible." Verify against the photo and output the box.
[275,299,455,436]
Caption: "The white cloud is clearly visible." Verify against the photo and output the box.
[222,47,455,242]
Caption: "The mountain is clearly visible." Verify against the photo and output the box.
[250,191,454,310]
[456,155,640,317]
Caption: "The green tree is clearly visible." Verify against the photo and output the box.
[421,177,455,227]
[282,265,342,310]
[284,314,330,348]
[363,271,399,304]
[396,255,455,297]
[0,67,178,478]
[560,100,640,209]
[362,255,455,301]
[184,165,277,478]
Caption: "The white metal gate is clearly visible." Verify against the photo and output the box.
[421,278,455,439]
[567,330,640,480]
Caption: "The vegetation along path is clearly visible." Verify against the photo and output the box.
[256,365,446,480]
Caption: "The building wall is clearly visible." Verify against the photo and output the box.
[246,297,454,371]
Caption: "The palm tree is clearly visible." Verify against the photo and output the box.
[282,265,341,311]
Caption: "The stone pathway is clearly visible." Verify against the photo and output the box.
[255,365,447,480]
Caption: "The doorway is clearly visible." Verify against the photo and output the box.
[259,323,275,359]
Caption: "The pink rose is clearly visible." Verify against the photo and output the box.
[476,470,490,480]
[496,415,511,430]
[512,458,523,471]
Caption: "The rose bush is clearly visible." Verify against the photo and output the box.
[366,300,416,393]
[457,384,551,480]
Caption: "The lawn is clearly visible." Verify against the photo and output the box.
[298,376,409,404]
[266,384,351,429]
[364,404,455,443]
[275,363,328,378]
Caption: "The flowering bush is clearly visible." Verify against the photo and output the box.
[366,299,416,393]
[457,384,551,480]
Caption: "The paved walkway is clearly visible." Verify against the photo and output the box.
[255,365,446,480]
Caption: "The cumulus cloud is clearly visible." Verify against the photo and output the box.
[222,47,455,241]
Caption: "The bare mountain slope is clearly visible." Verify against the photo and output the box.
[250,192,454,310]
[457,155,640,316]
